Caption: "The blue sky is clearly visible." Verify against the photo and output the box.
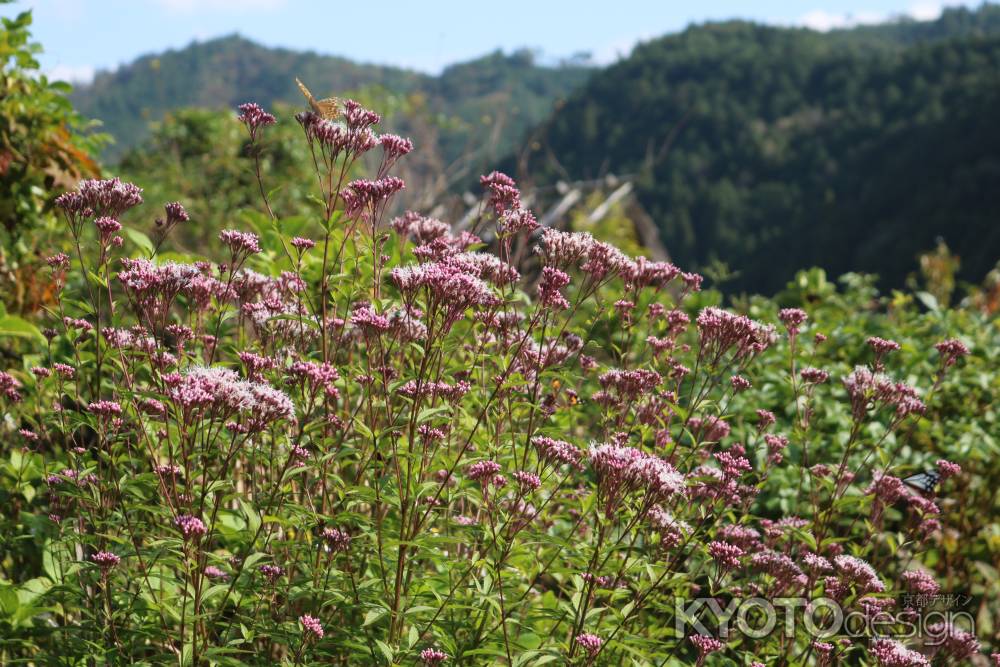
[3,0,985,83]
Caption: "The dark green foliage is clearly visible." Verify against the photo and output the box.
[0,7,104,238]
[513,6,1000,295]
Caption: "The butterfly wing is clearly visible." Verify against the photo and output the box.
[903,471,941,494]
[295,78,340,120]
[314,97,341,120]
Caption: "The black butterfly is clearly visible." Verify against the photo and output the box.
[903,470,941,494]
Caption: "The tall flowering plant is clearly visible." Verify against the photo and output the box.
[0,99,989,666]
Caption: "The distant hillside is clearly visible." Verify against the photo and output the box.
[71,35,592,166]
[509,5,1000,294]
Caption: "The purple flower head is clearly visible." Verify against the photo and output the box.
[58,177,143,221]
[87,400,122,418]
[46,252,71,270]
[801,367,830,384]
[342,177,405,220]
[532,436,583,469]
[258,564,284,583]
[588,443,685,513]
[299,614,324,641]
[164,201,189,225]
[0,371,22,402]
[320,527,351,553]
[934,338,969,368]
[499,207,538,234]
[480,170,520,214]
[690,634,725,658]
[466,460,502,484]
[831,555,885,596]
[708,540,744,569]
[91,551,121,570]
[350,303,391,333]
[842,366,925,421]
[391,211,451,244]
[756,409,776,432]
[778,307,808,335]
[936,459,961,479]
[219,230,261,263]
[378,133,413,174]
[291,236,315,252]
[175,514,207,540]
[419,648,448,665]
[342,99,381,131]
[869,638,929,666]
[512,470,541,492]
[900,569,939,596]
[730,375,752,392]
[926,621,980,661]
[538,266,571,310]
[237,102,276,138]
[622,257,680,290]
[867,335,901,371]
[696,307,775,362]
[575,633,602,657]
[94,216,122,243]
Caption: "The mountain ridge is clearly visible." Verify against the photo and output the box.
[71,33,591,164]
[506,4,1000,294]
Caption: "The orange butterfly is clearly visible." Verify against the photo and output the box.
[295,78,341,120]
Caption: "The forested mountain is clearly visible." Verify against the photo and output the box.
[70,35,592,165]
[69,6,1000,295]
[510,5,1000,294]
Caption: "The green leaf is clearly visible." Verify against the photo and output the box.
[0,314,44,343]
[374,639,394,663]
[0,585,19,617]
[363,607,388,627]
[238,498,261,537]
[125,228,155,256]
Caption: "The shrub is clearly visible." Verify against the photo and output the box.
[0,98,995,665]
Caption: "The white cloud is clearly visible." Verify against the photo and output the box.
[908,0,967,21]
[155,0,286,13]
[796,1,974,32]
[45,63,96,84]
[592,33,653,65]
[797,9,883,30]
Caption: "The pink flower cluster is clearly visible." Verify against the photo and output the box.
[299,614,324,641]
[531,435,583,468]
[175,514,207,540]
[391,211,451,244]
[935,338,969,367]
[219,229,261,261]
[842,366,925,421]
[690,634,725,659]
[237,102,276,137]
[165,366,294,429]
[91,551,121,569]
[588,443,685,510]
[696,307,775,362]
[56,177,143,221]
[320,527,351,553]
[575,633,603,656]
[596,368,661,401]
[342,177,405,220]
[869,638,929,666]
[538,267,571,310]
[419,647,448,665]
[778,307,808,335]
